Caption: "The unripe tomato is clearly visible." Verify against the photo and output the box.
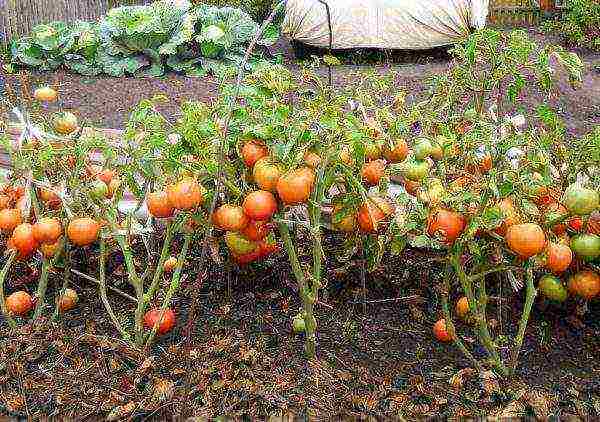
[34,86,58,102]
[413,139,433,160]
[32,217,62,244]
[361,159,386,186]
[427,209,466,245]
[12,223,38,256]
[506,223,546,258]
[240,220,271,241]
[225,232,258,255]
[364,141,382,161]
[57,288,79,312]
[339,145,354,166]
[40,238,62,259]
[332,205,358,233]
[455,297,470,319]
[242,190,277,221]
[382,138,409,163]
[292,313,306,333]
[6,291,33,316]
[357,196,394,233]
[53,112,78,135]
[276,168,315,205]
[538,274,568,302]
[212,204,249,232]
[106,178,121,199]
[570,234,600,260]
[304,151,322,169]
[143,308,176,335]
[163,256,178,272]
[253,158,282,192]
[568,271,600,300]
[39,188,61,208]
[563,184,599,216]
[545,202,568,235]
[67,217,100,246]
[433,319,454,342]
[494,197,520,237]
[544,242,572,274]
[402,159,430,182]
[90,180,108,201]
[241,140,269,167]
[167,180,204,210]
[0,208,22,232]
[147,191,174,218]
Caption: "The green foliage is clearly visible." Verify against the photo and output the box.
[9,0,279,77]
[193,0,275,22]
[542,0,600,51]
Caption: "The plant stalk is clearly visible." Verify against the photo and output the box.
[0,251,18,328]
[509,265,537,373]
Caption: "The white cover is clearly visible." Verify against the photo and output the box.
[282,0,489,50]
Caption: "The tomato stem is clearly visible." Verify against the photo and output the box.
[143,220,174,306]
[509,264,537,373]
[32,257,51,320]
[0,250,18,328]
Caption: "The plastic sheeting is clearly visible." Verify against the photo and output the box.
[282,0,489,50]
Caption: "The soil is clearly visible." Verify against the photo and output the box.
[0,28,600,420]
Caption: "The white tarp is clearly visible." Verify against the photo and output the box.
[282,0,489,50]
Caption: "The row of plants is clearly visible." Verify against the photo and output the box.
[1,29,598,379]
[8,0,279,77]
[542,0,600,51]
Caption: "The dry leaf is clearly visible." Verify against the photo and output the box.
[106,401,136,421]
[480,370,500,395]
[449,368,475,392]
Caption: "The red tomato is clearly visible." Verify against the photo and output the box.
[240,220,271,241]
[212,204,249,232]
[143,308,176,335]
[242,190,277,221]
[241,140,268,167]
[6,291,33,316]
[12,223,38,256]
[433,319,454,342]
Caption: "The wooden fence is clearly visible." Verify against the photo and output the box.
[0,0,564,47]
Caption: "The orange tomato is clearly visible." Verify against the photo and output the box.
[506,223,546,258]
[361,159,386,186]
[544,242,572,274]
[433,319,454,342]
[427,209,466,245]
[32,217,62,244]
[276,168,315,205]
[67,217,100,247]
[242,190,278,221]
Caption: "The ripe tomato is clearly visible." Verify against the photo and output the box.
[587,211,600,235]
[413,139,433,160]
[276,168,315,205]
[433,319,454,342]
[163,256,178,272]
[39,188,61,208]
[240,219,271,241]
[232,249,261,265]
[57,288,79,312]
[143,308,176,335]
[494,197,520,236]
[67,217,100,246]
[97,169,116,185]
[538,274,568,302]
[34,86,58,102]
[225,231,258,255]
[361,159,386,186]
[568,217,583,232]
[40,238,62,258]
[53,112,78,135]
[568,270,600,300]
[212,204,249,232]
[257,239,279,258]
[242,190,277,221]
[12,223,38,256]
[167,180,204,210]
[332,205,358,233]
[253,158,282,192]
[147,191,174,218]
[545,242,572,274]
[455,297,470,319]
[427,209,466,245]
[402,159,430,182]
[0,194,11,210]
[357,196,394,233]
[563,184,599,216]
[0,208,22,232]
[32,217,62,244]
[6,291,33,316]
[569,234,600,260]
[545,202,568,235]
[505,223,546,258]
[241,140,268,167]
[304,151,322,169]
[382,138,409,163]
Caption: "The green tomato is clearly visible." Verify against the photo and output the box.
[225,232,258,255]
[413,139,433,161]
[570,234,600,259]
[90,180,108,200]
[402,159,430,182]
[538,274,568,302]
[563,184,599,216]
[292,314,306,333]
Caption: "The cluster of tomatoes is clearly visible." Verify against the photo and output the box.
[431,182,600,343]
